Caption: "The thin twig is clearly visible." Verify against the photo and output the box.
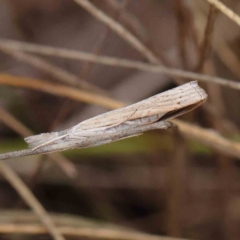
[0,39,240,90]
[206,0,240,27]
[0,162,65,240]
[73,0,160,64]
[0,74,124,109]
[0,115,240,161]
[0,106,77,178]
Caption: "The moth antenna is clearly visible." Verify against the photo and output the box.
[24,132,60,149]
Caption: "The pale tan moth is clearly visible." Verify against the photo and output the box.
[26,81,207,150]
[0,81,207,160]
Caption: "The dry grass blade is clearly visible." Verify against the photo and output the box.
[0,163,66,240]
[105,0,147,41]
[79,0,128,80]
[0,46,104,93]
[196,5,218,72]
[173,119,240,158]
[0,224,188,240]
[0,210,189,240]
[174,0,188,69]
[206,0,240,27]
[1,39,240,91]
[73,0,160,64]
[0,74,124,109]
[0,107,32,137]
[216,38,240,77]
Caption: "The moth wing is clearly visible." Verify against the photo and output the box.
[73,81,207,131]
[24,81,207,148]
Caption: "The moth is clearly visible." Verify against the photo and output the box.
[24,81,207,154]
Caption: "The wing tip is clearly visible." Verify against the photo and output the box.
[190,81,208,101]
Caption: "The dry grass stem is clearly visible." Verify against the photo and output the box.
[196,6,218,72]
[174,0,188,69]
[0,223,188,240]
[105,0,147,41]
[206,0,240,27]
[0,163,66,240]
[0,107,32,137]
[215,38,240,77]
[0,46,104,93]
[0,106,77,178]
[0,74,124,109]
[0,39,239,90]
[194,7,240,77]
[78,0,128,79]
[0,40,240,90]
[73,0,160,64]
[173,119,240,159]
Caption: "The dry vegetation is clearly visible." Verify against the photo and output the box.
[0,0,240,240]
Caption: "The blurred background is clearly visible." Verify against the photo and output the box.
[0,0,240,240]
